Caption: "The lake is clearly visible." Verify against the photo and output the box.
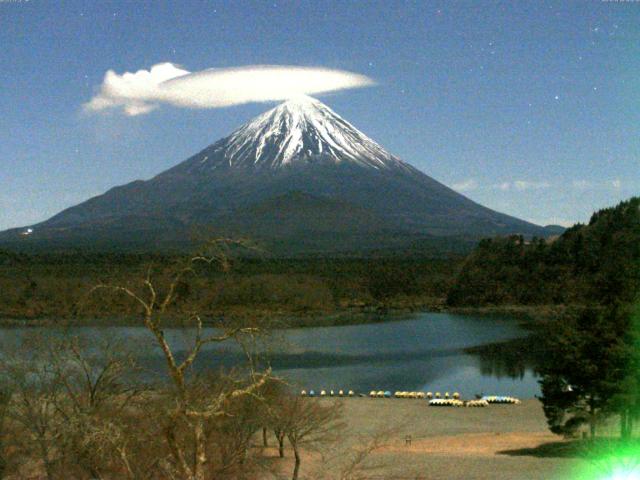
[0,312,540,398]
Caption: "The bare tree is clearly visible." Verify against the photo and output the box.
[0,332,149,480]
[259,379,289,458]
[0,334,63,480]
[48,335,144,479]
[89,239,272,480]
[271,396,343,480]
[334,428,396,480]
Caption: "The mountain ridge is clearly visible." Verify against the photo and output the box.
[172,95,413,172]
[0,96,563,254]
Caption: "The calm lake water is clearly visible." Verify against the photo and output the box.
[1,312,540,398]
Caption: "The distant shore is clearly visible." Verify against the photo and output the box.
[0,302,568,329]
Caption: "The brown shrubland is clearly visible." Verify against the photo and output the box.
[0,241,383,480]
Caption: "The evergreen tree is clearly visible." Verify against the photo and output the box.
[538,308,628,438]
[606,302,640,439]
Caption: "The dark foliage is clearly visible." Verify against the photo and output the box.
[447,197,640,308]
[0,253,462,323]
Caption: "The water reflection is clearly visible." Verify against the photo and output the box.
[0,312,542,398]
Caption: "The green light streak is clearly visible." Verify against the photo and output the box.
[569,301,640,479]
[569,441,640,480]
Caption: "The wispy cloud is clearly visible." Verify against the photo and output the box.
[571,178,627,191]
[451,178,478,192]
[494,180,551,191]
[514,180,551,191]
[479,178,629,193]
[84,63,375,116]
[571,180,591,190]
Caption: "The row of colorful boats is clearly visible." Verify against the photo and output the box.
[299,389,521,406]
[300,390,356,397]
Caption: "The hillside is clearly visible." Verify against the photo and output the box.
[447,197,640,308]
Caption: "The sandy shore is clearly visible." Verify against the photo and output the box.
[265,398,590,480]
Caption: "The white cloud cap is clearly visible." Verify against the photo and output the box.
[84,63,375,116]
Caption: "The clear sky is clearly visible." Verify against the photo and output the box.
[1,0,638,230]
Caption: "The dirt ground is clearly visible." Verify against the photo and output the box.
[265,398,591,480]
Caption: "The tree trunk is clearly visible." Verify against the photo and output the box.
[621,409,628,439]
[165,424,194,480]
[42,458,54,480]
[589,401,596,439]
[276,430,285,458]
[88,466,102,479]
[37,439,54,480]
[118,446,136,480]
[263,426,268,447]
[193,418,207,480]
[292,445,301,480]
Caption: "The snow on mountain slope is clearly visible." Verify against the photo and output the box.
[185,95,413,171]
[0,95,561,252]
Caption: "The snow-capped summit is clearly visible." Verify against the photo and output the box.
[0,96,561,253]
[186,95,410,171]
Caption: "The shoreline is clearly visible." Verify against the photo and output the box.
[0,303,568,329]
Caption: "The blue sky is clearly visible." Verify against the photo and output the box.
[1,0,638,230]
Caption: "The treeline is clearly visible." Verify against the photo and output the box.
[447,197,640,308]
[4,196,638,323]
[446,197,640,439]
[0,252,462,323]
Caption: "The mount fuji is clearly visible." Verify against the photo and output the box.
[1,96,561,254]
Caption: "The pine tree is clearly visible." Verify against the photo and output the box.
[538,308,628,438]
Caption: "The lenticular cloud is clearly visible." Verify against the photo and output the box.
[84,63,375,116]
